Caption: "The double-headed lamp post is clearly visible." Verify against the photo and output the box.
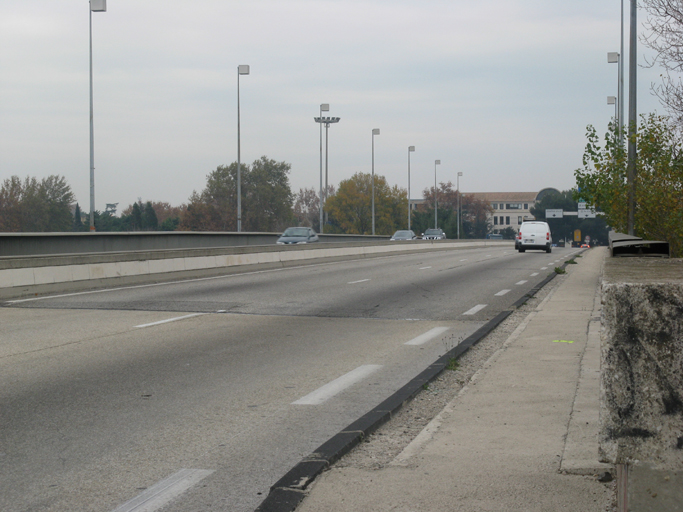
[371,128,380,235]
[89,0,107,232]
[457,171,463,239]
[236,64,250,232]
[313,113,340,233]
[408,146,415,230]
[434,159,441,229]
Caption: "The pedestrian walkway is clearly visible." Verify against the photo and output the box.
[298,247,613,512]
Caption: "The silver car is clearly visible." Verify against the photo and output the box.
[276,227,319,244]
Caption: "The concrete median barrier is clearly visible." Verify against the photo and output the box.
[0,239,509,299]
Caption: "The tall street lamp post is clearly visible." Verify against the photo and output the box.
[371,128,380,235]
[317,104,329,232]
[608,52,621,134]
[89,0,107,232]
[434,159,441,229]
[313,114,340,233]
[607,96,621,144]
[236,64,249,232]
[457,171,463,239]
[627,0,637,235]
[408,146,415,230]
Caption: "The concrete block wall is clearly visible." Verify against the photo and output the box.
[600,258,683,511]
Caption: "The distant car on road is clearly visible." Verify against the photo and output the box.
[276,227,319,244]
[422,228,446,240]
[390,230,417,241]
[580,243,590,248]
[486,233,503,240]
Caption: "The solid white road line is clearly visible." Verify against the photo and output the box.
[494,289,511,296]
[135,314,205,329]
[292,365,383,405]
[463,304,487,316]
[347,279,370,284]
[404,327,451,346]
[515,280,528,285]
[111,468,214,512]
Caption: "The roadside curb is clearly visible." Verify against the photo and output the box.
[254,250,585,512]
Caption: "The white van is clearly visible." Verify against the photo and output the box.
[517,221,552,253]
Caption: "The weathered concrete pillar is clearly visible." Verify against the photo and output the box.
[601,258,683,511]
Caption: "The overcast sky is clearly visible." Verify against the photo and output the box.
[0,0,665,213]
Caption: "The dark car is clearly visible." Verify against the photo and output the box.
[423,228,446,240]
[276,227,319,244]
[390,230,417,241]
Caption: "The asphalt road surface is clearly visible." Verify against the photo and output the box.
[0,245,579,512]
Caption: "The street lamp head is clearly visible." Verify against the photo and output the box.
[607,96,617,105]
[435,160,441,165]
[458,171,463,177]
[372,128,380,135]
[607,52,619,64]
[91,0,106,12]
[408,146,415,152]
[238,65,250,75]
[314,116,340,125]
[321,103,330,112]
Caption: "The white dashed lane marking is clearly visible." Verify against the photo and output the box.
[111,469,214,512]
[515,280,528,285]
[348,279,370,284]
[135,314,205,329]
[463,304,487,316]
[405,327,451,346]
[292,365,383,405]
[495,290,511,296]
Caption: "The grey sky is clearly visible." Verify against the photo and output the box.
[0,0,664,213]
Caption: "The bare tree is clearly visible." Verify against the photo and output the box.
[642,0,683,126]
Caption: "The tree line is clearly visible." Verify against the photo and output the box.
[0,155,494,238]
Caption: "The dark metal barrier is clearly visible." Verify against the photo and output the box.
[0,232,389,257]
[609,232,670,258]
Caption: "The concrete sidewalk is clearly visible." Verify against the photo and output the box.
[297,248,613,512]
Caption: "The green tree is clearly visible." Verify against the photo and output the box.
[0,174,74,232]
[0,176,23,232]
[73,203,85,232]
[575,113,683,256]
[325,173,407,235]
[142,201,159,230]
[414,181,461,238]
[457,194,493,239]
[130,202,143,231]
[242,156,294,232]
[180,156,294,232]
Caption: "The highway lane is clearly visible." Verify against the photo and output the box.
[0,245,579,512]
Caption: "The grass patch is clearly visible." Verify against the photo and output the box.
[446,358,460,371]
[555,267,566,274]
[567,259,577,264]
